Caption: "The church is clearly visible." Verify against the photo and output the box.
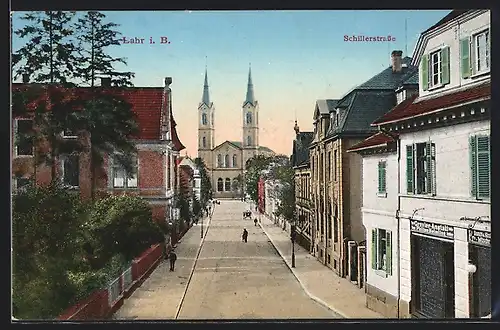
[197,66,275,199]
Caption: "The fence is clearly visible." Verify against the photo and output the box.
[58,244,163,320]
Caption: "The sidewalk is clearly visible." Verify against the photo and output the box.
[112,216,211,320]
[258,213,383,319]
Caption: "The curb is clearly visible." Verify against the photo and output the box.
[174,214,212,319]
[258,221,348,318]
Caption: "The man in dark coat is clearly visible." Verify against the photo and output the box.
[242,229,248,243]
[168,250,177,271]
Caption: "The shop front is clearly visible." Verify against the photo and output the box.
[410,220,455,318]
[468,229,491,318]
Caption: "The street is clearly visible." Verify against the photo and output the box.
[176,200,339,319]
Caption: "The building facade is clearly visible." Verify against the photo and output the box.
[196,68,274,199]
[371,9,490,319]
[12,77,185,224]
[291,121,314,251]
[310,52,419,280]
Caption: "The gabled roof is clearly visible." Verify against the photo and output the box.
[291,131,314,167]
[170,116,185,152]
[325,56,417,137]
[213,140,243,151]
[314,99,338,119]
[12,83,181,142]
[422,10,470,34]
[347,131,398,153]
[372,82,490,126]
[329,90,396,136]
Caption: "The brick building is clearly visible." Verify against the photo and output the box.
[12,77,185,224]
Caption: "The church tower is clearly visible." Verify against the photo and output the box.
[197,68,215,169]
[242,65,259,167]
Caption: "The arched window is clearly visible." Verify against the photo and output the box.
[246,112,252,124]
[232,154,237,168]
[202,113,208,125]
[202,136,206,148]
[225,178,231,191]
[224,154,230,168]
[217,154,222,167]
[247,136,252,146]
[217,178,223,192]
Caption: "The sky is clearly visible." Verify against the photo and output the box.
[12,10,451,157]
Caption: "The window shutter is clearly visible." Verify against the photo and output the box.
[381,162,386,193]
[420,54,429,91]
[378,162,383,193]
[386,231,392,276]
[406,145,414,193]
[469,136,477,197]
[460,38,471,79]
[425,141,436,195]
[441,46,450,85]
[371,229,377,269]
[476,135,490,199]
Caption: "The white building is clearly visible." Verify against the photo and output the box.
[366,10,491,319]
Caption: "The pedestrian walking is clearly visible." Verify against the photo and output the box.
[242,228,248,243]
[168,250,177,271]
[254,218,258,226]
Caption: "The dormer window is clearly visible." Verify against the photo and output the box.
[474,29,490,74]
[430,50,442,86]
[421,46,450,90]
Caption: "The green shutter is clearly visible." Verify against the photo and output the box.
[469,136,477,197]
[476,135,490,199]
[371,229,377,270]
[441,47,450,85]
[406,145,414,194]
[386,231,392,276]
[378,162,386,193]
[460,38,471,79]
[420,54,429,91]
[425,142,436,195]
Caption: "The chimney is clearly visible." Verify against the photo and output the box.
[22,74,30,84]
[391,50,403,73]
[101,77,111,87]
[165,77,172,87]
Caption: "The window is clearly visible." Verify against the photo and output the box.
[378,161,387,196]
[333,204,338,243]
[61,154,80,187]
[167,155,171,189]
[224,178,231,191]
[15,119,34,156]
[421,47,450,90]
[327,151,331,182]
[333,150,337,181]
[14,177,31,193]
[247,136,252,146]
[473,30,490,74]
[202,113,208,125]
[112,155,138,188]
[371,228,392,276]
[470,135,490,199]
[246,112,252,124]
[406,142,436,195]
[232,154,237,168]
[224,154,230,168]
[217,154,223,167]
[202,136,206,148]
[217,178,223,192]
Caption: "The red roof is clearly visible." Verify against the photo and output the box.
[12,83,186,143]
[372,82,490,126]
[347,132,398,152]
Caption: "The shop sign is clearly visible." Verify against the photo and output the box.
[468,229,490,247]
[410,220,454,239]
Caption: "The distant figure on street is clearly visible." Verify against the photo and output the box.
[254,218,258,226]
[242,228,248,243]
[168,251,177,271]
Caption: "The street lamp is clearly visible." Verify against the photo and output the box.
[291,222,296,268]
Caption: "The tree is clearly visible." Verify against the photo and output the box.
[73,11,134,87]
[12,11,78,85]
[232,174,244,198]
[271,165,296,222]
[194,157,213,208]
[244,155,273,204]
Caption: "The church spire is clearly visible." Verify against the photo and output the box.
[201,65,210,106]
[245,63,255,105]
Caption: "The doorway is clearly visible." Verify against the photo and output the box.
[411,234,455,318]
[469,245,491,318]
